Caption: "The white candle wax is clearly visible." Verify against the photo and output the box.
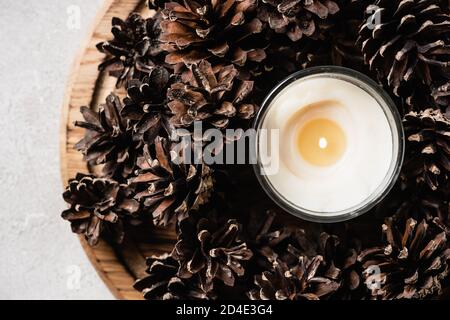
[255,68,403,222]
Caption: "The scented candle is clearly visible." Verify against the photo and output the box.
[254,67,404,222]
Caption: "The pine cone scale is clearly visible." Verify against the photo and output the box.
[358,0,450,108]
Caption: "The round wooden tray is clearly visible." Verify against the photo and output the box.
[60,0,450,301]
[60,0,176,300]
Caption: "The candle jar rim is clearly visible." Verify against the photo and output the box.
[252,66,405,223]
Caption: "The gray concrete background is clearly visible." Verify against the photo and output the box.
[0,0,114,299]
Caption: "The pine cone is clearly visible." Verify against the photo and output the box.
[402,109,450,192]
[128,136,214,226]
[134,253,214,299]
[392,184,450,226]
[358,217,450,299]
[318,232,365,299]
[246,210,292,248]
[148,0,170,10]
[357,0,450,108]
[246,212,365,300]
[61,173,139,246]
[248,247,340,300]
[121,66,174,142]
[329,0,371,69]
[243,210,319,263]
[254,37,333,93]
[97,13,165,88]
[74,94,141,180]
[172,214,253,293]
[257,0,340,41]
[74,94,140,180]
[159,0,267,71]
[167,60,258,130]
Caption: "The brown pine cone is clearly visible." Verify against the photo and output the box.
[159,0,267,71]
[402,109,450,192]
[172,214,253,293]
[128,136,214,226]
[390,183,450,226]
[257,0,340,41]
[329,0,371,69]
[134,253,214,299]
[318,232,366,299]
[121,66,174,142]
[245,211,366,300]
[243,210,321,262]
[357,0,450,108]
[245,210,292,249]
[253,37,333,93]
[358,217,450,299]
[74,94,140,180]
[280,233,363,299]
[97,13,165,88]
[248,248,340,300]
[167,60,258,130]
[61,173,139,246]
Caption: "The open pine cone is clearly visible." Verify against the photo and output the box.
[318,232,365,299]
[74,94,140,180]
[246,214,362,300]
[121,66,174,143]
[159,0,267,71]
[128,136,214,226]
[392,185,450,227]
[248,246,340,300]
[257,0,340,41]
[254,37,333,93]
[245,210,292,248]
[148,0,171,10]
[357,0,450,108]
[375,178,450,233]
[134,253,214,299]
[97,13,165,88]
[402,109,450,192]
[167,60,257,130]
[172,214,253,293]
[61,173,140,246]
[358,217,450,299]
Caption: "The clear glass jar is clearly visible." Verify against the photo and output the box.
[253,66,405,223]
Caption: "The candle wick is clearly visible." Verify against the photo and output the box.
[319,137,328,149]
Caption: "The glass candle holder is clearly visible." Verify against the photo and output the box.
[253,66,405,223]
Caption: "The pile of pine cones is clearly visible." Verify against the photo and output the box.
[62,0,450,300]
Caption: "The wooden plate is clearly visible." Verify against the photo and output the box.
[60,0,176,300]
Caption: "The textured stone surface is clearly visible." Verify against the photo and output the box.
[0,0,113,299]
